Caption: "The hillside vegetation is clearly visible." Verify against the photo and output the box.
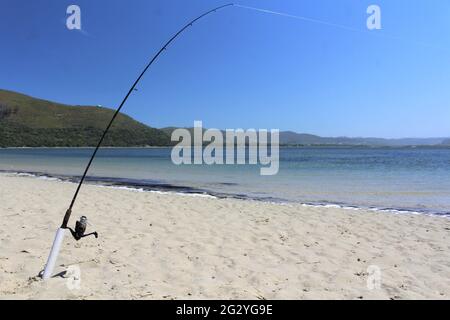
[0,89,170,147]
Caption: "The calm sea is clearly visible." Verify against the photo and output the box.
[1,147,449,216]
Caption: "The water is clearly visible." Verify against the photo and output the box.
[1,147,450,216]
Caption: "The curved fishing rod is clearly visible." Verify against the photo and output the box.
[61,3,234,230]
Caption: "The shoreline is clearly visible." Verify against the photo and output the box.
[2,170,449,219]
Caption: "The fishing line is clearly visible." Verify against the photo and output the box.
[235,4,362,33]
[234,4,445,51]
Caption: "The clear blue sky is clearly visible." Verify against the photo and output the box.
[1,0,449,138]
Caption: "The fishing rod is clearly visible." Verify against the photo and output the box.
[42,3,234,280]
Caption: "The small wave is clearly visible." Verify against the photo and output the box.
[298,200,449,218]
[103,185,146,193]
[10,171,62,182]
[15,172,36,177]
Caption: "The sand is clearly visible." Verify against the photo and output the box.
[0,172,449,300]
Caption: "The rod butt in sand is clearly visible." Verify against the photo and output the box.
[42,228,65,280]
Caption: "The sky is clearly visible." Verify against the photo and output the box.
[1,0,449,138]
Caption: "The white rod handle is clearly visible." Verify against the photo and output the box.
[42,228,66,280]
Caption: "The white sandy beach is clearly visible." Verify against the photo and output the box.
[0,172,449,300]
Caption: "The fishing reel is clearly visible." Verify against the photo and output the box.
[67,216,98,241]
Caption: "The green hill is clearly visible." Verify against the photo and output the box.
[0,89,170,147]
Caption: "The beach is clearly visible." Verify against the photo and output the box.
[0,172,449,300]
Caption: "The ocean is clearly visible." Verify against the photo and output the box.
[1,147,449,216]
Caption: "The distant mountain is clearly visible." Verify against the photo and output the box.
[278,131,448,146]
[163,128,448,147]
[0,89,170,147]
[442,139,450,145]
